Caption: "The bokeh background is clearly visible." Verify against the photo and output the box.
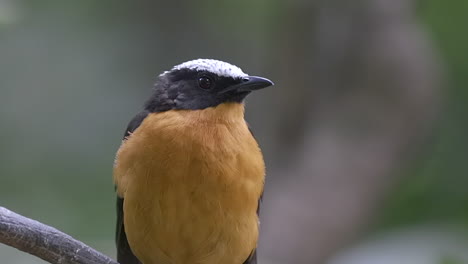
[1,0,467,263]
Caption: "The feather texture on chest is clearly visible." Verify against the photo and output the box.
[113,103,265,264]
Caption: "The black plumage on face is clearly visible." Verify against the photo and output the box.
[144,59,273,112]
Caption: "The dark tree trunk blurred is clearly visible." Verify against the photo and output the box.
[259,1,441,263]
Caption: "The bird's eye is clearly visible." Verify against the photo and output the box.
[198,76,213,90]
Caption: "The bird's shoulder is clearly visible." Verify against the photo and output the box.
[115,110,150,264]
[123,110,151,139]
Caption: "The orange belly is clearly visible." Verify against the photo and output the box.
[114,103,265,264]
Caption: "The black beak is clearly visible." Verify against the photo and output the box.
[238,76,274,91]
[221,76,274,94]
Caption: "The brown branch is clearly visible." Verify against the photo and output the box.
[0,206,118,264]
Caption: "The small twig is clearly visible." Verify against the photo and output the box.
[0,206,118,264]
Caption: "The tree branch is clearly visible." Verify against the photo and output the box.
[0,206,118,264]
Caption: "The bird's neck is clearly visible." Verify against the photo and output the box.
[173,102,245,124]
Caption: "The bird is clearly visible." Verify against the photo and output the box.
[113,59,273,264]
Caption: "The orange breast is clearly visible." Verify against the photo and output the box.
[113,103,265,264]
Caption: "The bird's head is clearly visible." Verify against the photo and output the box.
[144,59,273,112]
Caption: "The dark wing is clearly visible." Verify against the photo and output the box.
[243,250,258,264]
[243,124,263,264]
[116,111,149,264]
[242,193,262,264]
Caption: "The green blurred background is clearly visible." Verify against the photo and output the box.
[0,1,467,263]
